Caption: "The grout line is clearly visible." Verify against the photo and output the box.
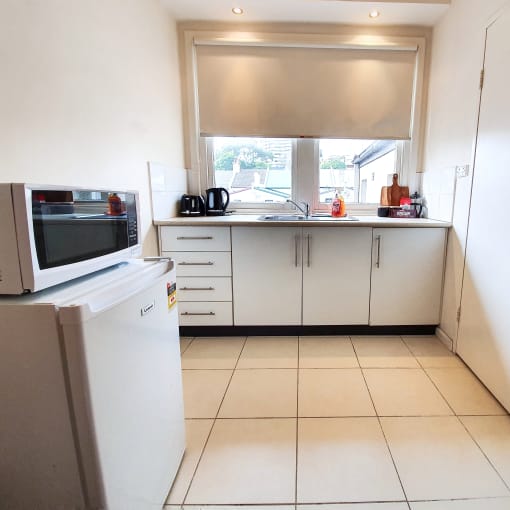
[457,416,510,493]
[419,363,458,417]
[295,336,300,505]
[349,335,411,505]
[180,336,195,355]
[180,336,248,505]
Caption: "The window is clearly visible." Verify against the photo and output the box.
[318,139,397,205]
[185,30,426,214]
[209,137,293,204]
[205,137,401,210]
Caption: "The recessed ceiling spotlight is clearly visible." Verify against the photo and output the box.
[369,10,380,19]
[232,7,244,15]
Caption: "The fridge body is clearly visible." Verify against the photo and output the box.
[0,260,185,510]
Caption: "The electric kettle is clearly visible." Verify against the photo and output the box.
[205,188,230,216]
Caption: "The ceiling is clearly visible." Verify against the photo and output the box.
[163,0,450,27]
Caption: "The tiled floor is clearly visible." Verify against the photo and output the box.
[168,335,510,510]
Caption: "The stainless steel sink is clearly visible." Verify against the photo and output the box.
[258,215,307,221]
[309,215,359,221]
[258,214,359,222]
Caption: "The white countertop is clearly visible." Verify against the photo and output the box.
[154,214,451,228]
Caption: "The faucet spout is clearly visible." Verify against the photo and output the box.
[286,199,310,218]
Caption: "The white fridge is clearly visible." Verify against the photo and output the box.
[0,259,185,510]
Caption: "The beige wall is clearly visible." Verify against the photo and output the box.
[423,0,508,342]
[0,0,184,255]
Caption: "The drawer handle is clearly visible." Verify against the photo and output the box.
[179,287,215,291]
[180,312,216,316]
[176,236,213,240]
[178,262,214,266]
[375,235,382,269]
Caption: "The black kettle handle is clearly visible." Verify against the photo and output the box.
[220,188,230,209]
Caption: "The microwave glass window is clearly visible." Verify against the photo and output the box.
[31,190,138,269]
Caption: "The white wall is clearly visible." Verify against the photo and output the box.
[0,0,184,255]
[423,0,509,342]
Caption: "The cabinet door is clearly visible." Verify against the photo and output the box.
[370,228,446,325]
[232,227,302,325]
[302,227,372,325]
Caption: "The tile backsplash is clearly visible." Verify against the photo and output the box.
[148,162,188,220]
[421,166,456,222]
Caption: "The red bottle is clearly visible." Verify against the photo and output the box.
[108,193,122,215]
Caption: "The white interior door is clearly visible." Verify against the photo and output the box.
[457,7,510,412]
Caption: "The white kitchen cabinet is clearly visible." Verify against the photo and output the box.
[232,226,372,326]
[160,226,232,326]
[302,227,372,325]
[369,228,446,325]
[232,227,302,325]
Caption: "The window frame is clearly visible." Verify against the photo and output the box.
[202,137,298,212]
[183,29,427,215]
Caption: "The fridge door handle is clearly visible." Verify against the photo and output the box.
[143,257,174,271]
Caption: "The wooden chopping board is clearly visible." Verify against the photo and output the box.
[380,173,409,206]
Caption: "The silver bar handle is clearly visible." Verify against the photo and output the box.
[294,234,299,267]
[177,261,214,266]
[180,312,216,316]
[375,235,382,268]
[176,236,213,240]
[144,256,172,261]
[306,234,311,268]
[179,287,215,291]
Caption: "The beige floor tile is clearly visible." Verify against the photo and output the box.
[300,505,408,510]
[402,335,463,368]
[299,336,359,368]
[299,369,375,417]
[219,369,297,418]
[166,419,213,504]
[180,337,193,354]
[180,507,295,510]
[410,499,510,509]
[182,370,232,418]
[237,336,298,369]
[381,416,510,500]
[297,417,404,503]
[352,336,419,368]
[185,418,296,504]
[461,416,510,487]
[364,369,453,416]
[181,337,245,369]
[426,367,507,415]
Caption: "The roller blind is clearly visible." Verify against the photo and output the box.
[195,43,417,139]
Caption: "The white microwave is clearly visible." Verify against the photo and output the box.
[0,183,141,294]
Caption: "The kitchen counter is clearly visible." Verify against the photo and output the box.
[154,214,451,228]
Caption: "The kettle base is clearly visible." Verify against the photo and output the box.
[205,210,226,216]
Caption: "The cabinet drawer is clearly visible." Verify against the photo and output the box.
[177,277,232,302]
[178,302,233,326]
[165,252,232,277]
[160,226,231,252]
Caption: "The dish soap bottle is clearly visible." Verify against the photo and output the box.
[331,191,346,217]
[331,191,341,217]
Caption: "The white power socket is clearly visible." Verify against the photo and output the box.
[456,165,470,178]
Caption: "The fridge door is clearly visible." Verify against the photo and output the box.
[59,262,184,510]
